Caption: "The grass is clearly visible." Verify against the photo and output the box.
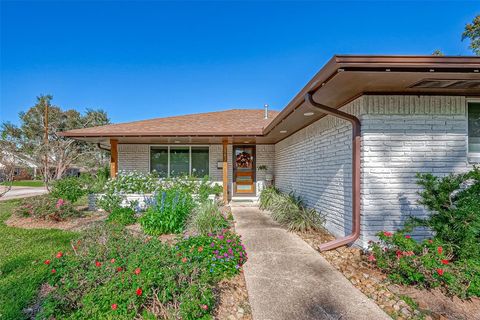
[0,199,77,319]
[2,180,45,187]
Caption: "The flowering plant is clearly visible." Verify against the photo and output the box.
[368,230,480,298]
[13,194,80,221]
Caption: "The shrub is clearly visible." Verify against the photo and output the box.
[50,177,85,203]
[187,201,230,235]
[37,226,247,319]
[106,207,136,226]
[369,230,480,298]
[411,167,480,260]
[259,188,324,232]
[13,195,81,221]
[140,188,194,235]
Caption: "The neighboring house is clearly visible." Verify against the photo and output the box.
[61,55,480,247]
[0,151,38,180]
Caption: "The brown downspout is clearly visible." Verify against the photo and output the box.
[304,92,361,251]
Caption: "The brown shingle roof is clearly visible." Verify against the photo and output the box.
[60,109,279,137]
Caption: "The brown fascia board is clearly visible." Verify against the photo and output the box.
[262,55,480,135]
[59,131,264,138]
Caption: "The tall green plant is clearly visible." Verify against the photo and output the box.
[187,201,229,235]
[411,167,480,260]
[140,188,194,235]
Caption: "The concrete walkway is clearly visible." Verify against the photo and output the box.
[0,186,47,201]
[232,207,390,320]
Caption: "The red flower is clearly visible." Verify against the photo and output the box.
[181,257,187,263]
[51,269,56,273]
[116,267,123,272]
[95,261,102,267]
[200,304,208,310]
[441,259,449,265]
[367,254,376,262]
[198,246,204,252]
[134,268,141,275]
[44,260,51,265]
[56,251,63,259]
[383,231,393,237]
[437,268,444,276]
[405,235,411,239]
[396,250,403,258]
[428,239,433,244]
[136,288,143,296]
[111,304,118,310]
[437,246,443,255]
[110,258,115,264]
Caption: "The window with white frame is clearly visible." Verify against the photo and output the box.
[150,146,209,177]
[468,102,480,155]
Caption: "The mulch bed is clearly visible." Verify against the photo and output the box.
[5,211,107,231]
[214,272,252,320]
[296,228,480,320]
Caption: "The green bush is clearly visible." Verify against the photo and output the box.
[259,187,324,232]
[13,194,81,221]
[369,230,480,298]
[107,207,136,226]
[411,167,480,260]
[37,226,247,319]
[187,201,230,235]
[140,188,194,235]
[50,177,85,203]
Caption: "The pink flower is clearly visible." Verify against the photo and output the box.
[44,260,51,265]
[367,254,376,262]
[95,261,102,267]
[56,251,63,259]
[396,250,403,259]
[437,246,443,255]
[111,304,118,310]
[210,242,215,247]
[51,269,56,273]
[200,304,208,310]
[134,268,141,275]
[55,199,64,209]
[116,267,123,272]
[110,258,115,264]
[136,288,143,296]
[437,268,444,276]
[181,257,187,263]
[198,246,204,252]
[405,235,411,239]
[441,259,449,265]
[383,231,393,237]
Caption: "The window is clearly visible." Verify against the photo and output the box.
[150,147,168,177]
[150,146,209,178]
[468,102,480,155]
[191,146,209,177]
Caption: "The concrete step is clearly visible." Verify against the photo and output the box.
[229,196,259,207]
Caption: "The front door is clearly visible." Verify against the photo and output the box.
[233,146,255,195]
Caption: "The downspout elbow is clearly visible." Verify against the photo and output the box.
[304,92,362,251]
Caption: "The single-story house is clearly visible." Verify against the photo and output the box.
[61,55,480,249]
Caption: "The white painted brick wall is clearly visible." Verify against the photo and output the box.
[274,98,362,238]
[274,95,471,247]
[256,145,275,181]
[360,95,471,245]
[118,144,149,173]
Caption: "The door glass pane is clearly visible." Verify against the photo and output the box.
[170,147,190,177]
[191,147,209,178]
[150,147,168,177]
[469,103,480,153]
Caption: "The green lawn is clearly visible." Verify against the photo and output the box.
[2,180,45,187]
[0,200,77,320]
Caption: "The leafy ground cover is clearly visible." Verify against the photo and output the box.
[0,199,77,319]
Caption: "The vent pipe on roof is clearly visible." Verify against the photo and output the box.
[264,104,269,119]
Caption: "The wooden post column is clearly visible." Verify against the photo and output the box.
[222,140,228,204]
[110,139,118,179]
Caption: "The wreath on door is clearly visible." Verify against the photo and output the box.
[236,151,252,168]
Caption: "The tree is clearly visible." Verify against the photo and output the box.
[1,95,110,181]
[462,15,480,56]
[432,49,445,56]
[0,152,15,197]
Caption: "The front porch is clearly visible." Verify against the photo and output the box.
[109,141,275,202]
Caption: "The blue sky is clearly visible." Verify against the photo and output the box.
[1,1,479,125]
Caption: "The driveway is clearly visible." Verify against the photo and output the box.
[232,206,390,320]
[0,186,48,201]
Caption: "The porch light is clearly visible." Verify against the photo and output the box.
[174,140,180,143]
[304,112,314,116]
[280,130,287,133]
